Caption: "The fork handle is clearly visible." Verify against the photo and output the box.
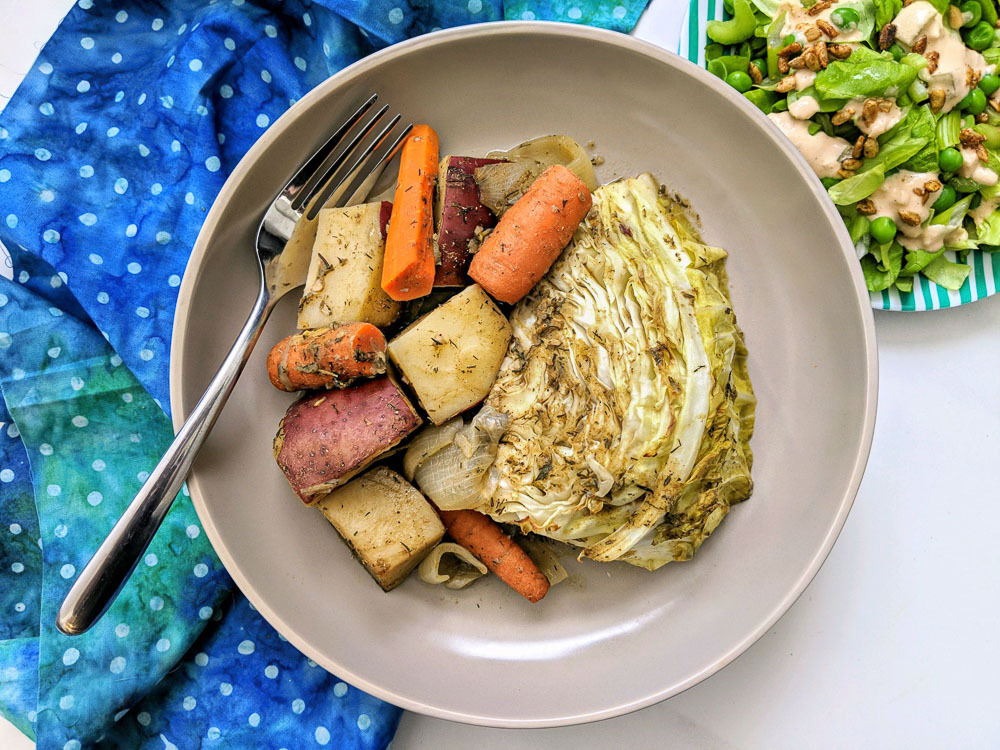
[55,282,274,636]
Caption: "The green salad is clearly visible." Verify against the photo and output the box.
[706,0,1000,294]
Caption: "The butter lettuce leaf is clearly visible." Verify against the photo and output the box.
[815,47,918,99]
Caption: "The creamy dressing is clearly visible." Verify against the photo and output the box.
[767,111,851,177]
[892,1,991,112]
[959,146,999,185]
[778,0,868,44]
[793,69,817,91]
[789,95,821,119]
[869,169,963,251]
[843,97,904,138]
[969,196,999,226]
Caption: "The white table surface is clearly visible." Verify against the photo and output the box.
[3,2,999,748]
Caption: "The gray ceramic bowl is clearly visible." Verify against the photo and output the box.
[170,22,878,728]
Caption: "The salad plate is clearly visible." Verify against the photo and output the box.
[170,23,877,726]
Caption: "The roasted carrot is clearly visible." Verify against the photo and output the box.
[437,508,549,603]
[468,164,592,304]
[381,124,439,301]
[266,322,386,392]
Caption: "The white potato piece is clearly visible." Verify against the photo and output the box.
[388,284,512,424]
[297,201,401,329]
[315,467,445,591]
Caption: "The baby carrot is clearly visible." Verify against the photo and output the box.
[468,164,592,304]
[437,508,549,603]
[381,124,439,301]
[266,322,386,392]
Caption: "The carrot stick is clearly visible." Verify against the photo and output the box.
[468,164,592,304]
[437,508,549,603]
[381,124,439,301]
[266,322,386,392]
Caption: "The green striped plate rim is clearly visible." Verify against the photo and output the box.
[679,0,1000,311]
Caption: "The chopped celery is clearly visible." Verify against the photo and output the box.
[707,0,756,45]
[937,111,961,150]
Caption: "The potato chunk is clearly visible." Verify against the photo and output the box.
[388,285,512,424]
[316,467,445,591]
[297,201,400,329]
[273,377,421,504]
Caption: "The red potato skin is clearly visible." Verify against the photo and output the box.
[378,200,392,239]
[434,156,506,287]
[273,377,421,504]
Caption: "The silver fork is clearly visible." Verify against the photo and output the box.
[56,94,412,636]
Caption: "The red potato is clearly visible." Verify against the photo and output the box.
[434,156,506,287]
[273,377,422,504]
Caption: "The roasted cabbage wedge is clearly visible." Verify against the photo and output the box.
[474,174,757,570]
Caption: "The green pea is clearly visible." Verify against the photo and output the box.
[961,0,983,27]
[939,147,964,172]
[830,7,860,29]
[964,21,994,51]
[751,58,767,76]
[870,216,897,245]
[931,185,957,212]
[980,72,1000,95]
[888,42,906,60]
[963,87,988,114]
[726,70,753,92]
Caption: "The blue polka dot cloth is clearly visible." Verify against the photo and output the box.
[0,1,649,748]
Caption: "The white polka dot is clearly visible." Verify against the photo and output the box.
[128,262,141,274]
[79,165,94,178]
[79,213,97,226]
[138,144,150,157]
[156,231,170,244]
[220,84,233,99]
[53,523,67,537]
[0,332,9,349]
[109,656,126,673]
[189,59,203,72]
[315,727,330,745]
[48,346,61,359]
[126,223,138,237]
[97,292,109,304]
[264,24,277,38]
[77,80,91,93]
[48,485,62,497]
[186,525,200,539]
[521,10,536,19]
[144,553,158,566]
[0,169,9,182]
[72,416,88,428]
[111,52,122,64]
[303,11,312,25]
[14,603,25,612]
[80,37,94,49]
[306,659,318,668]
[156,638,170,652]
[115,10,127,22]
[199,606,213,620]
[152,18,163,31]
[70,376,84,391]
[59,695,75,710]
[183,696,197,711]
[63,648,80,666]
[323,43,331,56]
[207,728,220,740]
[161,94,174,108]
[177,23,188,34]
[87,491,103,506]
[18,271,28,283]
[89,253,104,266]
[294,56,307,71]
[150,596,164,611]
[39,102,54,116]
[333,682,347,697]
[12,367,25,380]
[26,711,35,722]
[129,433,141,443]
[193,563,208,578]
[35,146,50,159]
[60,564,75,579]
[7,423,19,438]
[205,156,221,172]
[122,393,133,403]
[92,459,106,471]
[4,214,16,229]
[170,140,181,153]
[115,623,129,637]
[8,522,20,533]
[140,349,154,361]
[256,113,270,128]
[468,0,483,11]
[63,740,80,750]
[388,7,403,24]
[39,189,55,204]
[39,62,53,74]
[114,178,128,194]
[137,711,150,726]
[224,37,235,50]
[237,639,255,655]
[113,90,124,102]
[613,5,627,19]
[194,652,209,667]
[113,710,128,722]
[40,443,53,455]
[248,712,260,727]
[264,665,278,679]
[11,562,24,573]
[137,471,149,482]
[196,104,209,116]
[135,307,150,319]
[357,714,371,730]
[220,682,233,696]
[107,126,120,138]
[292,698,305,713]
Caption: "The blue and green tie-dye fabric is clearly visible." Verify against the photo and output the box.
[0,1,649,748]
